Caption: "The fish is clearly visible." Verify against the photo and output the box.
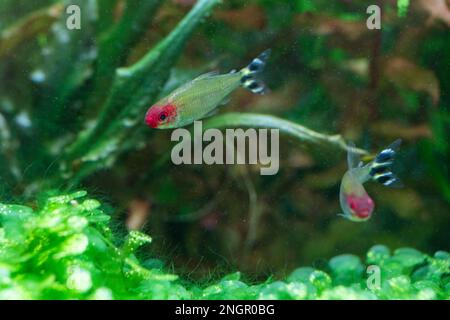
[339,139,402,222]
[145,49,271,129]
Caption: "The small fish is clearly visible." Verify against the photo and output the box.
[145,49,271,129]
[339,139,402,222]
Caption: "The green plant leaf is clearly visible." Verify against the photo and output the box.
[397,0,410,17]
[0,192,448,299]
[96,0,118,34]
[91,0,163,104]
[203,113,368,155]
[0,3,63,59]
[328,254,364,285]
[62,0,222,185]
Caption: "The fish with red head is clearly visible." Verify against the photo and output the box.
[339,140,402,222]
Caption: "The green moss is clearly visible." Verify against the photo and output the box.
[0,192,448,300]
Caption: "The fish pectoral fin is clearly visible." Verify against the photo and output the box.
[337,213,359,222]
[337,213,348,219]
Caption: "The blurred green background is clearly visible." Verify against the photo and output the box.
[0,0,449,281]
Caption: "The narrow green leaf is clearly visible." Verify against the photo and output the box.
[203,113,368,155]
[91,0,163,104]
[96,0,118,34]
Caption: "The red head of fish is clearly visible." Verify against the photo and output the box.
[145,104,177,128]
[346,193,375,219]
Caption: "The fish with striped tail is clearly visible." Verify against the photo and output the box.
[339,139,402,222]
[369,139,402,187]
[145,49,271,129]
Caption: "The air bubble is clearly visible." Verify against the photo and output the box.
[30,70,46,83]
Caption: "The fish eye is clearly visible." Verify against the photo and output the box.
[159,113,167,121]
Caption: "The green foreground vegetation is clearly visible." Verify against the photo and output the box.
[1,0,449,300]
[1,191,448,300]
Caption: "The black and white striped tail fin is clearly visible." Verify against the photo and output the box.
[370,139,403,188]
[240,49,271,95]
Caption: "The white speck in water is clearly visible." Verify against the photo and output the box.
[42,47,53,56]
[136,141,146,150]
[30,70,46,83]
[80,47,97,61]
[52,24,70,44]
[122,118,135,127]
[0,98,14,112]
[15,112,32,128]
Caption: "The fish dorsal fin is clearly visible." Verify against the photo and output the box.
[386,139,402,152]
[168,71,222,102]
[347,141,360,169]
[168,80,195,102]
[192,71,220,81]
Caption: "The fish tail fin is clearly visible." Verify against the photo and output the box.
[239,49,271,95]
[369,139,403,188]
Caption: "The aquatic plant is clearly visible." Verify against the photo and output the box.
[0,0,365,196]
[0,192,448,299]
[1,0,449,300]
[397,0,410,17]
